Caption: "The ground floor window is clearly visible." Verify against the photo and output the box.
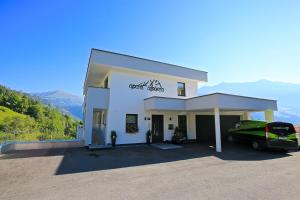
[126,114,138,133]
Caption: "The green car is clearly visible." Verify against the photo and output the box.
[228,120,298,150]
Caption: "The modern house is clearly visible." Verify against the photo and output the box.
[83,49,277,152]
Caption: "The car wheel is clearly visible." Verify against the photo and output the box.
[227,135,234,142]
[252,141,261,150]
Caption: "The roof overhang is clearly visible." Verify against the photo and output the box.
[144,93,277,112]
[84,49,208,94]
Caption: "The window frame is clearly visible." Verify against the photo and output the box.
[126,114,138,133]
[177,82,186,96]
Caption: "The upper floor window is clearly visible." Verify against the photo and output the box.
[177,82,186,96]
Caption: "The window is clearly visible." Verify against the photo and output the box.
[177,82,186,96]
[126,114,138,133]
[104,77,108,88]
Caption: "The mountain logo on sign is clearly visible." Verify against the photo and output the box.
[129,80,164,92]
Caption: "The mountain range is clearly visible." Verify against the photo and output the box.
[32,80,300,124]
[31,90,83,120]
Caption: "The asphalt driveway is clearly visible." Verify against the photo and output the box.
[1,143,300,200]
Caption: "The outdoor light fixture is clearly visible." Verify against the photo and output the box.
[169,117,172,121]
[147,117,150,120]
[144,117,147,120]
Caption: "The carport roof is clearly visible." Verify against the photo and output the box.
[144,93,277,111]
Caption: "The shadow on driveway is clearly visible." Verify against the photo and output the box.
[0,143,292,175]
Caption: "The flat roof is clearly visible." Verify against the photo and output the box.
[144,93,277,111]
[84,49,208,93]
[145,92,276,101]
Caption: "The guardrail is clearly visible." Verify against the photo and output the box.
[0,126,85,153]
[0,139,84,153]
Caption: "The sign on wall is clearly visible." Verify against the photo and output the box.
[129,80,164,92]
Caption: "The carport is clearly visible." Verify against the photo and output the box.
[144,93,277,152]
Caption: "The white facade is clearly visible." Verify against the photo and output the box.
[83,49,277,152]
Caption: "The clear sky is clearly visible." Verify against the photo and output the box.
[1,0,300,96]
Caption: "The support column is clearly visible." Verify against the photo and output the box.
[214,107,222,152]
[243,112,251,120]
[264,110,274,122]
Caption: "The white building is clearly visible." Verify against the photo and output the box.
[83,49,277,152]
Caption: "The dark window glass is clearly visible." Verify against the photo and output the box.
[104,77,108,88]
[268,122,296,135]
[177,82,186,96]
[126,114,138,133]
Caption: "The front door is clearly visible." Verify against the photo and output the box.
[92,109,106,145]
[152,115,164,143]
[178,115,187,138]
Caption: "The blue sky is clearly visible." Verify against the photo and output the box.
[1,0,300,96]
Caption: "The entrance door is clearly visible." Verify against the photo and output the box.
[178,115,187,138]
[92,110,106,145]
[152,115,164,143]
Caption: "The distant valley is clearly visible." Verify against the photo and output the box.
[31,90,83,120]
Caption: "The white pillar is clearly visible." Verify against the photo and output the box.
[264,110,274,122]
[243,112,251,120]
[214,107,222,152]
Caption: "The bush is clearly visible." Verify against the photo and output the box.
[111,130,117,147]
[146,130,151,144]
[0,131,75,143]
[1,115,36,134]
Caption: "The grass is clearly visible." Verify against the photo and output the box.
[0,106,27,123]
[0,131,76,144]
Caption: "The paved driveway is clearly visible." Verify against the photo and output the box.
[1,143,300,200]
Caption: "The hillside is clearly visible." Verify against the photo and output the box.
[0,106,28,124]
[0,85,80,143]
[31,90,83,119]
[198,80,300,124]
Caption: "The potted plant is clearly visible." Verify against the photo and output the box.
[111,130,117,147]
[146,130,151,144]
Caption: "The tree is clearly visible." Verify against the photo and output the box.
[1,115,36,134]
[26,104,44,119]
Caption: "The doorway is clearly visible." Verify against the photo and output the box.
[152,115,164,143]
[92,109,106,145]
[178,115,187,138]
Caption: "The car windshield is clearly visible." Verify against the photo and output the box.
[268,122,296,136]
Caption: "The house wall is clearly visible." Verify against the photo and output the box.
[105,69,199,144]
[84,87,110,145]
